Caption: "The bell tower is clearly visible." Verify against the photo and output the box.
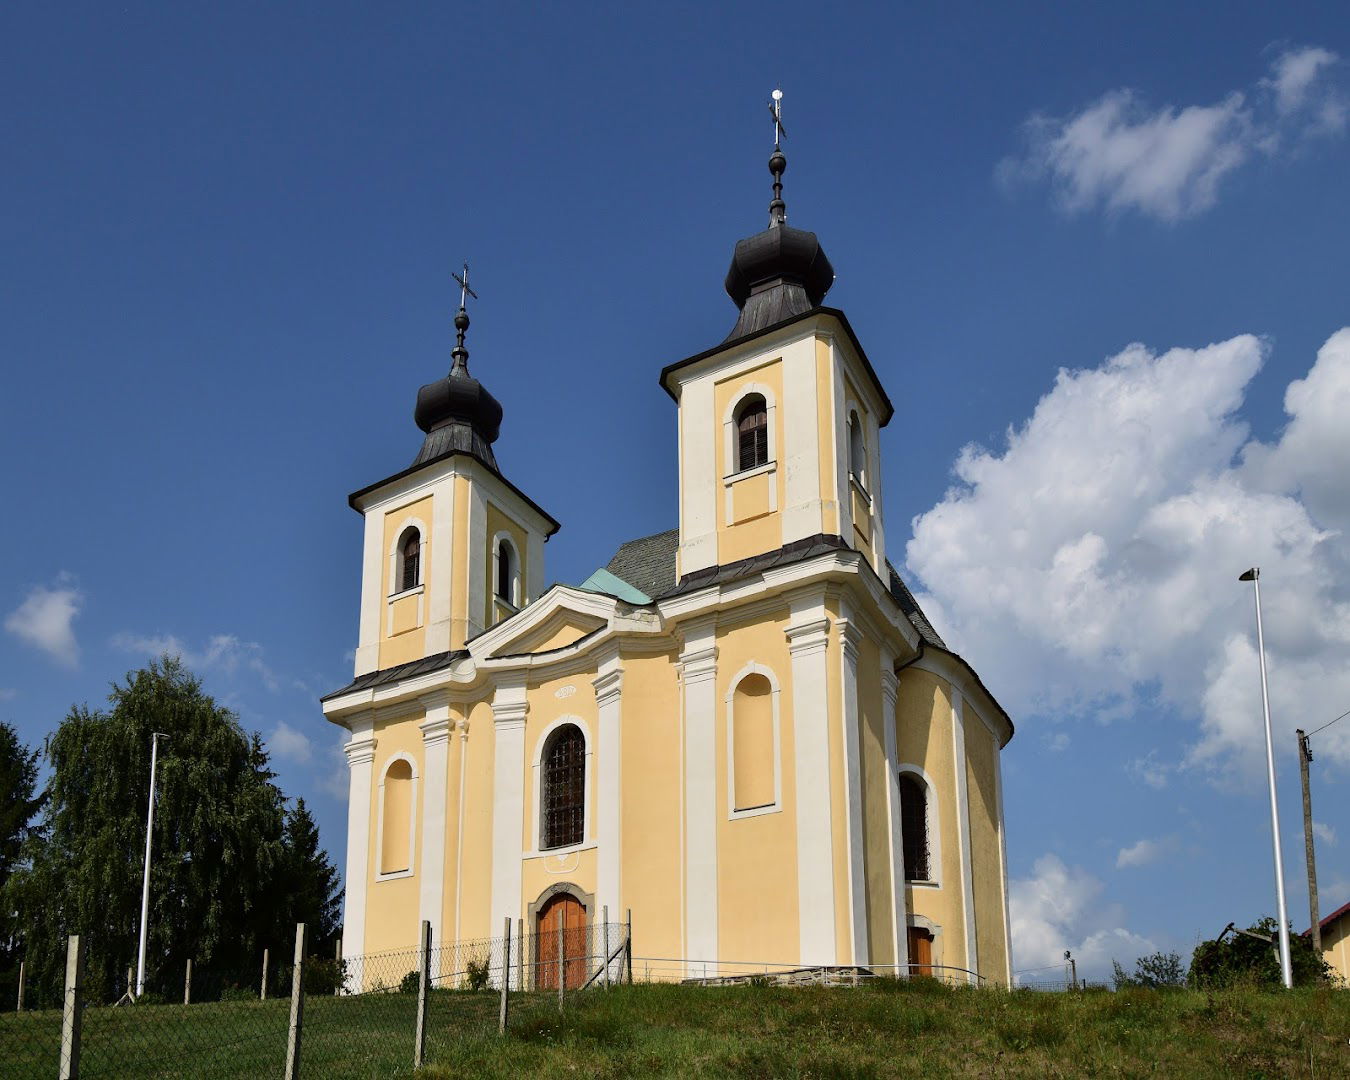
[660,93,894,582]
[348,267,559,677]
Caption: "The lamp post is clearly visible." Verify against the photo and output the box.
[1239,568,1293,989]
[135,732,169,1000]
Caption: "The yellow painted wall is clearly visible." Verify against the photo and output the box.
[714,360,786,565]
[715,613,800,970]
[456,699,496,941]
[965,720,1009,984]
[520,612,606,654]
[1322,917,1350,983]
[619,651,683,967]
[484,502,529,630]
[855,633,896,966]
[378,494,434,668]
[364,711,425,957]
[895,669,966,972]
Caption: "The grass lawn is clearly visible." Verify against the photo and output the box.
[4,979,1347,1077]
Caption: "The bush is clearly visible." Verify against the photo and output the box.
[1188,917,1332,989]
[464,958,491,991]
[399,969,420,994]
[1112,951,1186,990]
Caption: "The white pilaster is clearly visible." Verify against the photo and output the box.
[951,689,978,980]
[679,617,718,976]
[593,648,624,923]
[418,694,452,974]
[489,680,527,941]
[785,597,837,966]
[837,613,868,965]
[781,337,824,543]
[678,378,718,575]
[879,651,909,971]
[467,480,488,640]
[341,714,376,967]
[425,476,456,654]
[993,730,1012,986]
[355,515,384,676]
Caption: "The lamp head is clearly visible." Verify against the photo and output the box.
[1239,568,1259,582]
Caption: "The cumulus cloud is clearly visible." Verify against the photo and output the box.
[1010,854,1155,981]
[1116,836,1178,869]
[907,328,1350,782]
[1126,751,1171,789]
[113,631,281,692]
[5,579,83,667]
[269,720,314,764]
[1313,822,1337,847]
[1044,731,1070,752]
[1000,46,1346,221]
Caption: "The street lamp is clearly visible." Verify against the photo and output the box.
[1239,568,1293,989]
[135,732,169,1000]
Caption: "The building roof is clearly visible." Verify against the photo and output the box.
[1306,899,1350,936]
[603,528,680,600]
[320,649,466,703]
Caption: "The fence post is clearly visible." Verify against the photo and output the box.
[498,916,511,1035]
[625,908,633,985]
[261,947,269,1001]
[284,923,307,1080]
[334,939,342,996]
[414,920,431,1068]
[16,959,24,1012]
[184,958,192,1005]
[516,918,523,994]
[556,917,564,1013]
[59,935,85,1080]
[602,906,610,989]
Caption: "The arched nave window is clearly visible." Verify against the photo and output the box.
[397,527,422,593]
[899,772,931,882]
[731,672,776,812]
[848,410,867,490]
[735,394,768,472]
[378,756,418,876]
[541,724,586,850]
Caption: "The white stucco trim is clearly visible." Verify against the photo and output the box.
[355,515,385,676]
[418,698,452,975]
[993,729,1013,986]
[374,751,420,882]
[529,714,594,852]
[896,763,943,889]
[489,681,528,932]
[341,715,376,968]
[786,597,836,966]
[781,336,825,544]
[593,649,624,920]
[951,690,978,981]
[467,484,488,640]
[723,661,783,819]
[837,614,869,966]
[426,478,456,654]
[678,377,719,575]
[679,618,719,976]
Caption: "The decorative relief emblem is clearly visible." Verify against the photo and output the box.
[555,685,576,700]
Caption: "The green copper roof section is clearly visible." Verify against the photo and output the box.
[579,567,652,605]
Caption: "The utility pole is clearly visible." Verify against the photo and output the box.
[1297,729,1321,955]
[135,732,169,1000]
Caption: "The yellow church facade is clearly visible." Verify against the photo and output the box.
[322,136,1015,985]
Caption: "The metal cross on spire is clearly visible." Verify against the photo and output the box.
[452,262,478,312]
[768,88,786,149]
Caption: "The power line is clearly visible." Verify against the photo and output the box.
[1306,707,1350,738]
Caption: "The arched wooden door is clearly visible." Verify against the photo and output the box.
[907,928,934,977]
[536,893,588,990]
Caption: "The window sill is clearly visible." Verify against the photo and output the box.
[524,840,595,860]
[723,460,776,484]
[849,474,871,503]
[375,868,415,882]
[729,802,781,821]
[905,878,941,889]
[387,584,425,602]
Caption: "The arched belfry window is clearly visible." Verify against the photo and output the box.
[398,527,422,592]
[899,773,930,881]
[541,724,585,850]
[497,538,516,604]
[848,410,867,489]
[736,394,768,472]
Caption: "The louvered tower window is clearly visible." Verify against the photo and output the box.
[899,773,930,881]
[736,395,768,472]
[398,528,421,592]
[541,725,586,850]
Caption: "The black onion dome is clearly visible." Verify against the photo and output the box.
[411,309,504,471]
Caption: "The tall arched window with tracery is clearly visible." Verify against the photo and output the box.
[397,527,421,592]
[899,773,931,881]
[540,724,586,850]
[735,394,768,472]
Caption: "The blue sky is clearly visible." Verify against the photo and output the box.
[3,3,1348,979]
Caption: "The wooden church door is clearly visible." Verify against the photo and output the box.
[907,928,934,977]
[536,893,588,990]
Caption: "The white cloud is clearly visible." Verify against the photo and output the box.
[907,328,1350,782]
[113,631,281,692]
[5,580,82,667]
[1313,822,1337,847]
[1010,854,1155,981]
[1044,731,1070,752]
[1116,837,1178,869]
[1000,46,1345,221]
[269,720,314,764]
[316,734,353,801]
[1126,751,1171,789]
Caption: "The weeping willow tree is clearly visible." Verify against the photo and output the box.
[7,657,341,1004]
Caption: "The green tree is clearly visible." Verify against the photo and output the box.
[1112,950,1186,990]
[276,798,343,952]
[0,720,45,1003]
[1188,917,1331,989]
[9,658,340,1004]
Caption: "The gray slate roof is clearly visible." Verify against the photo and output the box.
[603,528,680,600]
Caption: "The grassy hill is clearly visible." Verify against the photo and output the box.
[426,978,1350,1079]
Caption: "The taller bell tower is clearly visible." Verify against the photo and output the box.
[348,274,559,677]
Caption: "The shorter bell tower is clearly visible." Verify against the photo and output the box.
[348,268,559,677]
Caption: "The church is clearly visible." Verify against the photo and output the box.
[321,107,1015,986]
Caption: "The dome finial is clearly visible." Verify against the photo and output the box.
[768,88,787,227]
[450,261,478,375]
